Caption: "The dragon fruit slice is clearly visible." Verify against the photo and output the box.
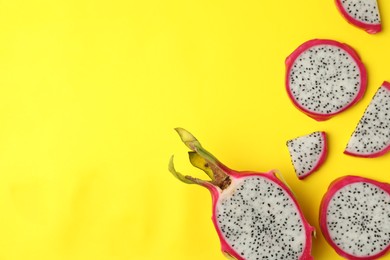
[169,128,314,260]
[345,81,390,158]
[286,131,327,180]
[319,175,390,259]
[335,0,381,34]
[285,39,367,121]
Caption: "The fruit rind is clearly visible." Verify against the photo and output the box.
[287,131,328,180]
[335,0,382,34]
[319,175,390,259]
[344,81,390,158]
[285,39,367,121]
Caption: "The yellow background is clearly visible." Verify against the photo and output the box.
[0,0,389,259]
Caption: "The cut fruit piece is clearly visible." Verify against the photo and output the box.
[320,175,390,259]
[286,131,327,179]
[285,39,367,121]
[335,0,382,34]
[169,128,314,260]
[345,81,390,158]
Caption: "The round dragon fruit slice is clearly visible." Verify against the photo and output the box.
[345,81,390,158]
[286,131,327,180]
[320,175,390,259]
[169,128,314,260]
[335,0,381,34]
[285,39,367,121]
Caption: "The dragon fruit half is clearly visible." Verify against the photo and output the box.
[345,81,390,158]
[285,39,367,121]
[335,0,382,34]
[169,128,314,260]
[319,175,390,259]
[286,131,328,180]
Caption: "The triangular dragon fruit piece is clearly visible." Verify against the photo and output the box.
[286,39,367,121]
[169,128,314,260]
[345,81,390,158]
[320,175,390,259]
[286,131,328,180]
[335,0,382,34]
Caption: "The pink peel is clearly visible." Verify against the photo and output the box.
[335,0,382,34]
[301,132,328,180]
[285,39,367,121]
[320,176,390,259]
[287,131,328,180]
[344,81,390,158]
[343,146,390,158]
[212,171,315,260]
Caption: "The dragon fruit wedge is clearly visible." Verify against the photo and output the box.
[319,175,390,259]
[335,0,382,34]
[345,81,390,158]
[285,39,367,121]
[286,131,328,180]
[169,128,314,260]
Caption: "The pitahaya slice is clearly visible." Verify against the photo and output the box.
[285,39,367,121]
[169,128,314,260]
[335,0,382,34]
[319,175,390,259]
[286,131,328,180]
[345,81,390,158]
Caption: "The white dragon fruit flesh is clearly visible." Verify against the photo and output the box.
[285,39,367,121]
[169,128,314,260]
[345,81,390,158]
[286,131,328,180]
[320,175,390,259]
[335,0,381,34]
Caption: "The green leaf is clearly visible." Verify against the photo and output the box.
[188,151,214,180]
[175,127,218,165]
[170,128,230,190]
[174,127,201,150]
[168,155,196,184]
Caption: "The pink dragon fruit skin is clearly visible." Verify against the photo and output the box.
[209,171,315,260]
[169,128,314,260]
[345,81,390,158]
[286,131,328,180]
[335,0,381,34]
[285,39,367,121]
[320,176,390,259]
